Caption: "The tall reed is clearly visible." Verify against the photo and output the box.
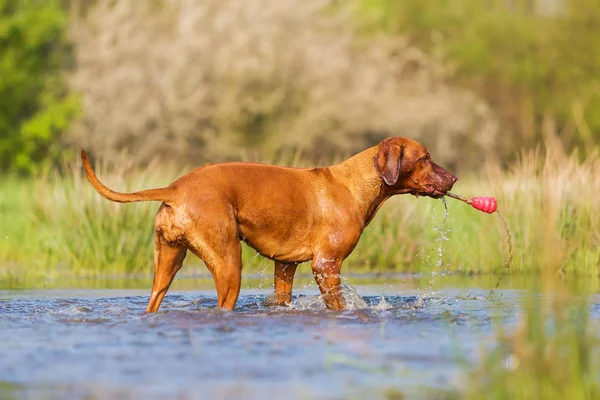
[489,137,600,276]
[28,152,177,276]
[0,138,598,283]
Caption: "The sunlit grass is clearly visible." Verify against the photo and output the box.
[0,177,34,263]
[1,144,599,398]
[0,139,598,284]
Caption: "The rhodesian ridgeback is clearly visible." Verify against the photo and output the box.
[81,137,457,312]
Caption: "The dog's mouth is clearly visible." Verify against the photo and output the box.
[411,187,449,199]
[429,189,448,199]
[409,172,457,199]
[412,190,446,199]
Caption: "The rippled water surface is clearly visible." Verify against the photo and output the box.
[1,282,596,399]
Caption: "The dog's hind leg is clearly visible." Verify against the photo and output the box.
[194,241,242,311]
[145,233,187,313]
[211,238,243,310]
[185,218,242,311]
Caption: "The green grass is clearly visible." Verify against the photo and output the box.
[0,140,598,285]
[1,143,599,399]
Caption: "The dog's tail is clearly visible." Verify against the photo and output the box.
[81,149,175,204]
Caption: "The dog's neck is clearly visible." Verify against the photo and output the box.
[329,146,390,226]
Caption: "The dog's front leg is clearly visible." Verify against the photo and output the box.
[264,261,299,306]
[311,256,345,310]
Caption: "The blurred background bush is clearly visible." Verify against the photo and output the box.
[0,0,79,173]
[0,0,598,173]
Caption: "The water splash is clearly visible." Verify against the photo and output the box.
[415,198,450,307]
[246,256,271,306]
[256,259,269,290]
[339,282,369,309]
[435,197,451,271]
[290,281,368,310]
[371,296,393,311]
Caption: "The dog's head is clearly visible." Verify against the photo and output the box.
[373,137,457,198]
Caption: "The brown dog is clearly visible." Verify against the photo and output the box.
[81,137,457,312]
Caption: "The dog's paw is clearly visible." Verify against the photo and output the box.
[263,293,292,307]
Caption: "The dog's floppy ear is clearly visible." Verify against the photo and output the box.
[373,141,409,186]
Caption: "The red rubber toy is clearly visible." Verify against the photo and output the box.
[470,196,497,214]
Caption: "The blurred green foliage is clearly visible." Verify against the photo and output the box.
[0,0,79,174]
[357,0,600,153]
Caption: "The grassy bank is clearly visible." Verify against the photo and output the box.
[0,139,598,285]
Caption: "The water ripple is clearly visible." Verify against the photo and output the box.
[0,287,596,399]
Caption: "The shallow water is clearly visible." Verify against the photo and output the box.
[0,283,597,399]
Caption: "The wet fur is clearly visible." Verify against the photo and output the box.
[81,137,457,312]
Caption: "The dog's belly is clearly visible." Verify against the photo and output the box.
[239,227,314,263]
